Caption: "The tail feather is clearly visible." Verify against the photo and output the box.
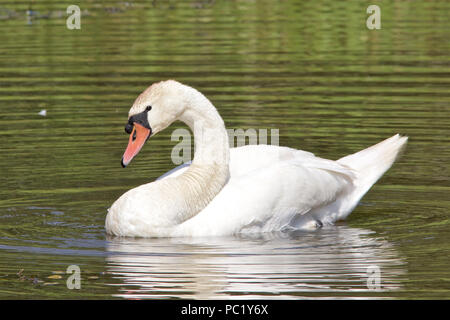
[336,134,408,219]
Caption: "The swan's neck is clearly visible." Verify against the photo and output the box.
[169,88,230,223]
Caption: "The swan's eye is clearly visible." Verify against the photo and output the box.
[145,106,152,112]
[125,123,133,134]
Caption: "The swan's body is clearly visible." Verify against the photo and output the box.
[106,80,407,237]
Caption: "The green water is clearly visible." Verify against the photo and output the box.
[0,0,449,299]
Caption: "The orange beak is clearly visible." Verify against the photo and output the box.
[121,123,151,168]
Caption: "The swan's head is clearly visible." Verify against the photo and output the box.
[121,80,188,167]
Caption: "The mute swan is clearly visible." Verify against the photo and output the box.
[106,80,407,237]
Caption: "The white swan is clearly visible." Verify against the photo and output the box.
[105,80,407,237]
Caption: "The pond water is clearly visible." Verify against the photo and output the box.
[0,1,449,299]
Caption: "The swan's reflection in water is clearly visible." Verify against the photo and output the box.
[105,226,406,299]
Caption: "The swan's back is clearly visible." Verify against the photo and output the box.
[159,144,349,180]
